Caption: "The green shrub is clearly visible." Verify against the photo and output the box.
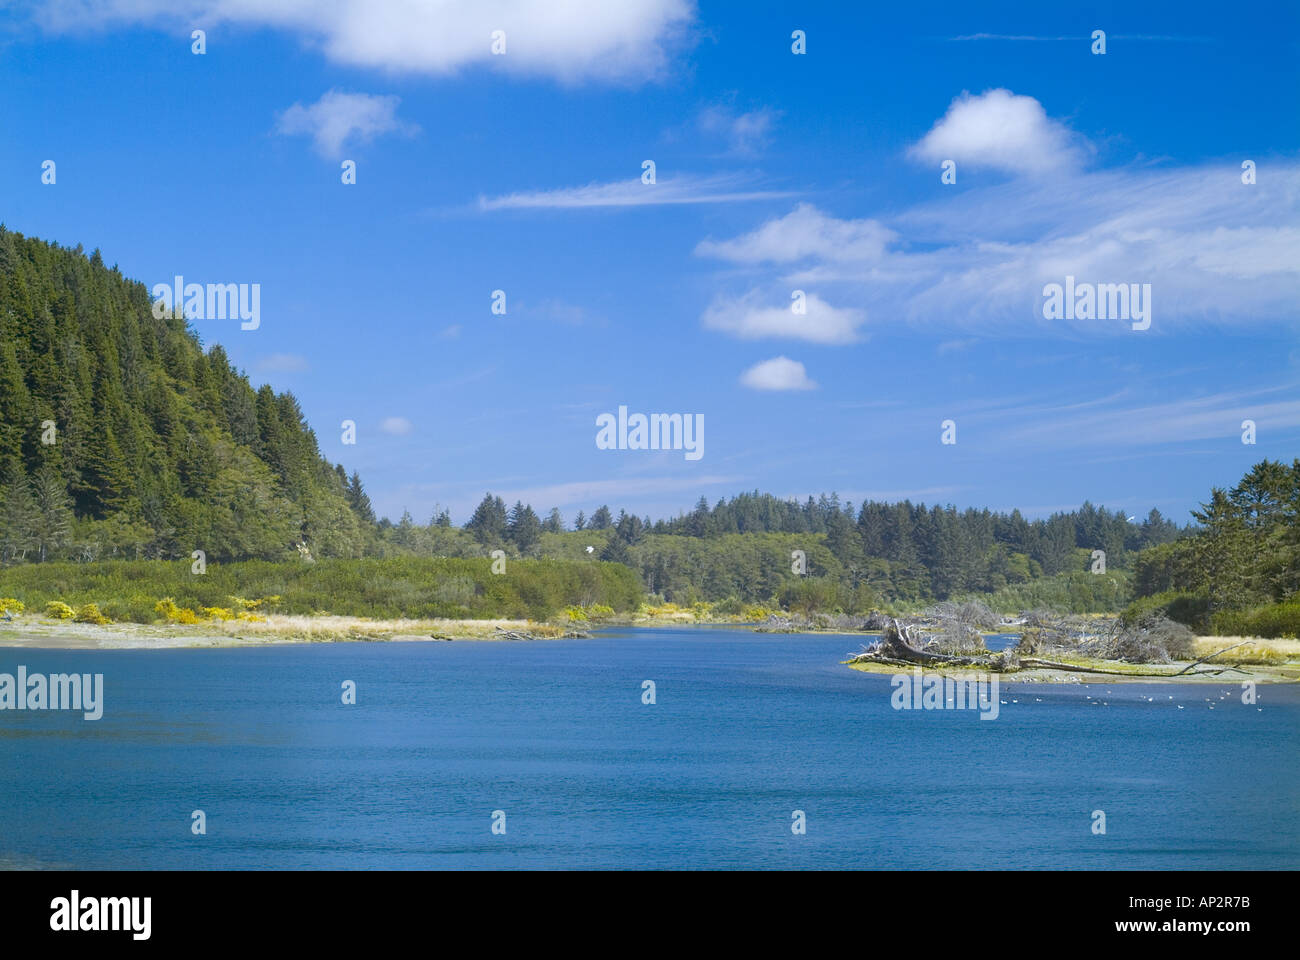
[1211,600,1300,639]
[1121,591,1208,630]
[0,557,643,625]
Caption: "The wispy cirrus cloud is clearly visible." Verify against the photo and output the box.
[946,33,1210,43]
[477,173,792,211]
[404,473,741,519]
[995,386,1300,449]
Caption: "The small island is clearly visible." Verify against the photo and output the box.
[844,604,1298,685]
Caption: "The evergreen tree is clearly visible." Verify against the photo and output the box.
[507,501,542,552]
[0,465,39,562]
[30,464,73,562]
[542,507,564,534]
[346,471,376,523]
[465,493,508,545]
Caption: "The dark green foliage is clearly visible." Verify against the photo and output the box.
[1130,459,1300,632]
[506,501,541,552]
[0,226,371,563]
[465,494,507,546]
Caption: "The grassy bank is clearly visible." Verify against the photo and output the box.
[0,556,642,624]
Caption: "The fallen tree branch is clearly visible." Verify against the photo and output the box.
[1172,641,1254,676]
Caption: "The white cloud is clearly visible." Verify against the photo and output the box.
[909,89,1088,176]
[696,203,895,263]
[25,0,696,83]
[275,90,416,157]
[703,290,865,344]
[695,160,1300,336]
[478,173,791,211]
[739,356,817,391]
[255,353,309,372]
[380,416,413,436]
[696,105,777,154]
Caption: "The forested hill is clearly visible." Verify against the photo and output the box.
[0,226,372,561]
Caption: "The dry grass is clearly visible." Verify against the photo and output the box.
[1193,636,1298,665]
[211,614,566,642]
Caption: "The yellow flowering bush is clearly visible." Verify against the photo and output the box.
[44,601,76,620]
[74,603,111,625]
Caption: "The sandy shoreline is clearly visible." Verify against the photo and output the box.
[0,615,569,650]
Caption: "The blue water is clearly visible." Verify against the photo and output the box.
[1,627,1296,869]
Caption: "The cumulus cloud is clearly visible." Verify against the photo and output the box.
[24,0,696,83]
[909,88,1088,175]
[703,290,865,344]
[739,356,817,391]
[696,202,895,263]
[275,90,417,157]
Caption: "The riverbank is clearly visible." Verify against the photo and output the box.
[3,613,1297,687]
[0,614,574,649]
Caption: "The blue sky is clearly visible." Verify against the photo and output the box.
[1,1,1297,526]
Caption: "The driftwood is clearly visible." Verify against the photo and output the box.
[1172,641,1253,676]
[1017,657,1220,678]
[855,619,986,666]
[495,629,534,641]
[852,618,1240,678]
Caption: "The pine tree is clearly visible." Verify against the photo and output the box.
[30,464,73,562]
[1190,489,1251,615]
[346,471,376,523]
[0,465,39,562]
[466,493,508,545]
[507,501,541,552]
